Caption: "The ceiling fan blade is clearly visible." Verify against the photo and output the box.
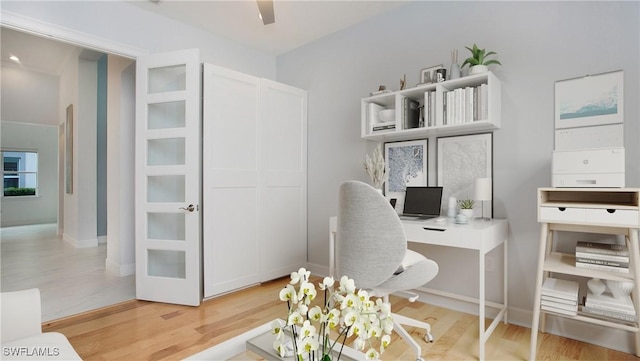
[256,0,275,25]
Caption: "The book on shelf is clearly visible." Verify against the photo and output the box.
[441,83,488,125]
[542,294,577,306]
[575,262,630,273]
[576,241,629,257]
[585,291,635,314]
[371,121,396,132]
[575,251,629,263]
[367,103,385,126]
[575,257,629,268]
[541,303,577,317]
[542,299,578,312]
[541,278,580,301]
[580,305,637,323]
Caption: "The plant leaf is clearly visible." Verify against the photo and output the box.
[484,59,502,66]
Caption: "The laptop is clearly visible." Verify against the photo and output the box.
[399,186,443,220]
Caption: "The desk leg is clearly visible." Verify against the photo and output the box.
[479,249,485,361]
[504,237,508,324]
[529,222,550,361]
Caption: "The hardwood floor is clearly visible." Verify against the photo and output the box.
[0,223,135,321]
[43,277,638,361]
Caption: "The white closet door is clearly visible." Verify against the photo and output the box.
[259,79,308,281]
[202,64,261,297]
[135,49,202,306]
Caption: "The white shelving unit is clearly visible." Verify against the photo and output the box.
[361,71,502,142]
[530,188,640,360]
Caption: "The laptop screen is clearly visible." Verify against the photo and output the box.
[403,186,443,217]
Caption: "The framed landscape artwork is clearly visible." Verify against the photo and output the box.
[555,70,623,129]
[437,133,492,218]
[384,139,428,212]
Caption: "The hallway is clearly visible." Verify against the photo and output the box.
[0,223,135,321]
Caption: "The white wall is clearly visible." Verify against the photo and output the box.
[276,0,639,352]
[0,122,58,226]
[0,0,276,79]
[0,66,59,126]
[106,56,136,276]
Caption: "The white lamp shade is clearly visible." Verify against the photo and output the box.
[474,178,492,201]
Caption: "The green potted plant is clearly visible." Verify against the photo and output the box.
[461,44,502,75]
[458,199,475,220]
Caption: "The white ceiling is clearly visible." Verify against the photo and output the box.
[128,0,410,56]
[1,0,409,75]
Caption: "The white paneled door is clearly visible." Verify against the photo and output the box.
[135,49,202,306]
[202,64,261,297]
[259,79,308,281]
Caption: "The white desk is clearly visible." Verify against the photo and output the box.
[329,216,508,361]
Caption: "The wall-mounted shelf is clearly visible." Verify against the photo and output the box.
[361,72,501,142]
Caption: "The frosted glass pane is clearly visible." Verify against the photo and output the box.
[147,175,185,203]
[147,138,185,166]
[148,65,186,93]
[148,101,185,129]
[148,213,185,241]
[147,249,186,278]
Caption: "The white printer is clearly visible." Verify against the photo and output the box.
[552,147,625,187]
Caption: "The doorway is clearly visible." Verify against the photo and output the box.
[0,25,139,321]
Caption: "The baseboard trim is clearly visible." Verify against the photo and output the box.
[105,258,135,276]
[62,233,98,248]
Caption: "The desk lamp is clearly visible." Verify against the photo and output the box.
[474,178,492,220]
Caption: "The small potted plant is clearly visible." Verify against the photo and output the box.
[461,44,502,75]
[458,199,475,220]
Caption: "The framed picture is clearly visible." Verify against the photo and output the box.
[437,133,492,218]
[65,104,73,194]
[384,139,428,212]
[555,70,623,129]
[419,65,443,84]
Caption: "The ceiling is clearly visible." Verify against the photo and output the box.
[1,1,409,75]
[127,0,411,56]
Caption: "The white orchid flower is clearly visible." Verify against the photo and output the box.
[296,303,308,315]
[339,276,356,293]
[357,289,369,302]
[353,337,366,351]
[376,298,392,318]
[298,281,317,304]
[348,321,364,338]
[367,325,383,339]
[341,293,361,310]
[365,348,380,360]
[344,310,359,326]
[319,276,335,290]
[380,334,391,352]
[381,317,394,334]
[298,336,319,354]
[279,284,297,303]
[288,311,303,326]
[308,306,323,322]
[327,309,341,329]
[273,339,287,357]
[290,267,311,285]
[271,319,285,340]
[299,320,317,339]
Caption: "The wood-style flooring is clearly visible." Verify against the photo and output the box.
[0,223,135,321]
[43,276,638,361]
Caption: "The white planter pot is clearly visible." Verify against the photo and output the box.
[459,208,474,220]
[470,65,488,75]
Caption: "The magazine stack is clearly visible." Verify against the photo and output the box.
[541,278,579,317]
[582,290,637,324]
[575,241,629,274]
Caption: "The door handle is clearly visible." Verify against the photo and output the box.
[179,204,196,212]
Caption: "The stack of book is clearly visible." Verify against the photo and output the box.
[541,278,579,316]
[582,290,637,324]
[575,241,629,274]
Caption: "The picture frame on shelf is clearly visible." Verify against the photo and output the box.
[555,70,623,130]
[419,65,443,85]
[384,139,428,213]
[437,133,492,218]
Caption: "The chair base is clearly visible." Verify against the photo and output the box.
[392,312,433,361]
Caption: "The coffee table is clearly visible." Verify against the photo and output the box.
[184,320,363,360]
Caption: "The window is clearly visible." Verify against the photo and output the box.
[2,151,38,197]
